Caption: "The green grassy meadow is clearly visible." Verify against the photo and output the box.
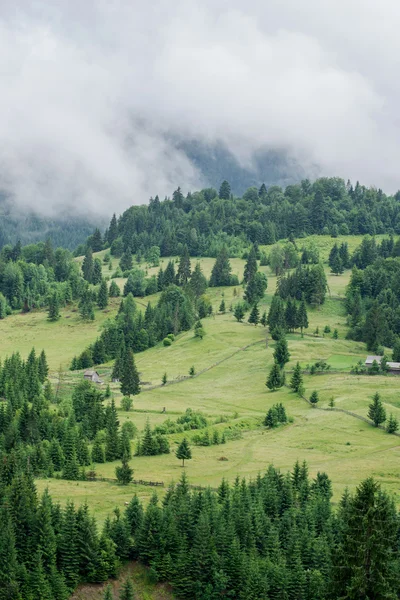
[4,235,400,526]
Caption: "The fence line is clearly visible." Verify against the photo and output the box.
[286,384,400,437]
[141,339,266,392]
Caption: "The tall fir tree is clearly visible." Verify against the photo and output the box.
[273,337,290,368]
[248,303,260,326]
[176,437,192,466]
[368,392,386,427]
[120,349,140,397]
[82,247,94,283]
[98,279,109,309]
[48,291,60,321]
[177,245,191,286]
[243,245,258,283]
[290,362,303,393]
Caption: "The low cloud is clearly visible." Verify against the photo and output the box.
[0,1,399,215]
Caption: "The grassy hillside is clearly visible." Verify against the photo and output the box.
[3,235,400,530]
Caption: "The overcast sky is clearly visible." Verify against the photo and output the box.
[1,0,400,214]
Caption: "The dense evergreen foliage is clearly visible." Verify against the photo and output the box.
[90,178,400,260]
[3,461,398,599]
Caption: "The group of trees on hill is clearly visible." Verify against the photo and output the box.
[1,463,399,599]
[77,177,400,262]
[345,236,400,351]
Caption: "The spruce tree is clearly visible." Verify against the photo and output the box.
[177,245,191,286]
[273,337,290,368]
[285,298,297,332]
[290,362,303,393]
[92,437,105,463]
[386,413,399,434]
[120,250,133,272]
[209,247,232,287]
[116,457,133,485]
[38,349,49,383]
[248,303,260,326]
[190,262,207,298]
[98,279,109,309]
[25,347,41,400]
[219,298,226,313]
[392,338,400,362]
[48,291,60,321]
[82,247,94,282]
[296,299,309,335]
[260,310,267,327]
[79,289,95,321]
[334,478,399,599]
[266,362,283,391]
[233,303,246,322]
[0,505,19,599]
[219,180,231,199]
[309,390,319,405]
[104,584,114,600]
[368,392,386,427]
[120,349,140,397]
[109,280,121,297]
[176,437,192,466]
[119,578,135,600]
[244,245,258,283]
[105,399,121,461]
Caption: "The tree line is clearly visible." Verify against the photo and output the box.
[79,177,400,262]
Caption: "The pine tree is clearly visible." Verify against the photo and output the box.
[260,310,267,327]
[109,280,121,297]
[176,437,192,466]
[25,347,41,400]
[266,362,283,391]
[0,505,19,599]
[219,298,226,313]
[120,250,133,272]
[59,501,80,590]
[120,349,140,397]
[82,247,94,282]
[392,338,400,362]
[103,584,114,600]
[273,337,290,368]
[209,247,232,287]
[333,478,399,599]
[79,289,95,321]
[116,457,133,485]
[105,399,121,461]
[108,213,118,244]
[386,413,399,434]
[91,228,103,252]
[38,349,49,383]
[189,262,207,298]
[48,291,60,321]
[233,303,246,322]
[92,436,105,463]
[177,245,191,285]
[244,245,258,283]
[296,299,309,335]
[119,578,135,600]
[62,428,80,480]
[248,303,260,326]
[309,390,319,405]
[368,392,386,427]
[285,298,297,332]
[98,279,109,309]
[290,362,303,393]
[219,180,231,199]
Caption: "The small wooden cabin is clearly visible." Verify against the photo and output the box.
[84,370,103,384]
[365,356,400,374]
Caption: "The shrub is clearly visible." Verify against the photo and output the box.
[163,337,172,347]
[121,396,133,411]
